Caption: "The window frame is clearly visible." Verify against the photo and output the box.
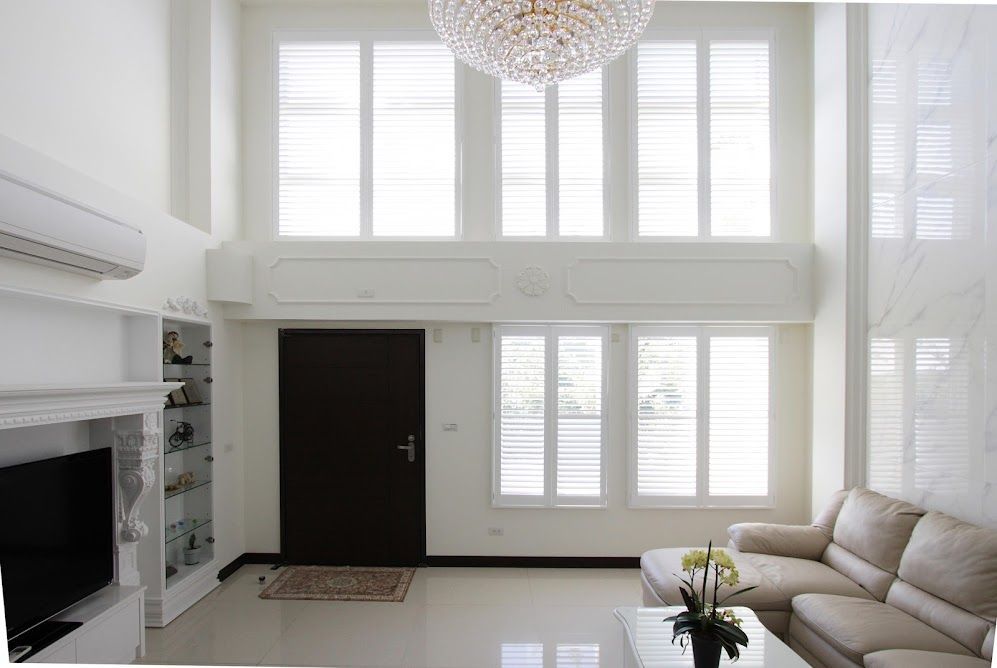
[272,30,464,240]
[492,324,611,508]
[627,324,777,509]
[493,69,612,240]
[629,28,778,242]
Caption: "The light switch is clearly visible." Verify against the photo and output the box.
[432,328,443,343]
[471,327,481,343]
[443,423,458,432]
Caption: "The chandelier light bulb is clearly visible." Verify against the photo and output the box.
[429,0,656,90]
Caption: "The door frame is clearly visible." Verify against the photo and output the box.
[277,328,427,565]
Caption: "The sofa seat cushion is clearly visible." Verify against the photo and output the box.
[741,552,875,602]
[792,594,975,665]
[863,649,991,668]
[641,547,790,611]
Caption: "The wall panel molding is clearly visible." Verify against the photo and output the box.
[565,257,801,306]
[267,256,502,305]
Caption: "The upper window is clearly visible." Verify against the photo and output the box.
[493,325,609,507]
[635,34,773,238]
[498,69,606,238]
[630,326,773,507]
[276,36,458,238]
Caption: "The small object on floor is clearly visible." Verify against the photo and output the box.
[258,575,266,584]
[259,565,415,602]
[166,564,178,578]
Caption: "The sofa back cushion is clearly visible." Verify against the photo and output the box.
[812,489,849,538]
[832,488,924,573]
[886,580,993,658]
[821,542,896,601]
[898,511,997,621]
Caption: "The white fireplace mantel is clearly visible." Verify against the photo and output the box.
[0,382,181,430]
[0,381,181,587]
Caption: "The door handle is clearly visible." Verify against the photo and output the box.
[396,434,416,462]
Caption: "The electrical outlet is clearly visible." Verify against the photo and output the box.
[488,527,504,536]
[443,423,458,432]
[357,288,375,298]
[471,327,481,343]
[432,328,443,343]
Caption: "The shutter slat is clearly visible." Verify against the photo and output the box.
[708,336,769,496]
[499,335,546,497]
[637,41,699,236]
[636,335,698,497]
[556,335,603,498]
[501,81,547,236]
[372,42,455,237]
[558,70,604,237]
[709,41,771,237]
[278,42,361,236]
[914,338,969,494]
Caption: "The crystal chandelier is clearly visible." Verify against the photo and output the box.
[429,0,656,90]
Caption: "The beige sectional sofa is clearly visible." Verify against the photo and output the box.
[640,488,996,667]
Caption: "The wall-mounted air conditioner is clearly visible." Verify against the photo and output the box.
[0,169,146,280]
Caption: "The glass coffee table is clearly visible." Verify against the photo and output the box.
[614,607,808,667]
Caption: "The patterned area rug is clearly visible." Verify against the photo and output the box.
[259,565,416,602]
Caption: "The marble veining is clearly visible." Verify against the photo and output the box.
[866,4,997,528]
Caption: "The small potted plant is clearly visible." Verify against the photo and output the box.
[183,532,202,565]
[666,542,756,667]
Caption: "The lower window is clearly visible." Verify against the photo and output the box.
[493,325,609,507]
[629,325,774,507]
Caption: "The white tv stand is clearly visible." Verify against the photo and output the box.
[22,585,145,664]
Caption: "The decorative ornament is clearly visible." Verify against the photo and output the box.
[429,0,655,90]
[516,265,551,296]
[163,296,207,318]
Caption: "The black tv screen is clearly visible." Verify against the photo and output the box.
[0,448,114,643]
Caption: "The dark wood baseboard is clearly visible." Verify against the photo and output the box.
[217,552,282,581]
[425,555,640,568]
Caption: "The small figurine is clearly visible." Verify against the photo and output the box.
[164,331,193,365]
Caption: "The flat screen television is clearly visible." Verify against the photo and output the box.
[0,448,114,644]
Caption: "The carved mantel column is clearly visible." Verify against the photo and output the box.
[114,410,161,585]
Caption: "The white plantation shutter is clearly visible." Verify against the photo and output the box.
[870,58,903,239]
[500,81,547,236]
[557,70,604,236]
[709,40,771,237]
[868,338,905,496]
[708,334,770,497]
[635,35,772,239]
[636,41,699,236]
[556,334,605,501]
[499,70,604,237]
[634,333,698,499]
[277,41,361,237]
[556,644,600,668]
[631,326,773,506]
[498,333,546,499]
[372,42,455,236]
[495,326,607,507]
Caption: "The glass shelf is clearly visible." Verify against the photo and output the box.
[165,479,212,500]
[165,402,210,410]
[165,517,212,545]
[165,440,211,454]
[164,362,211,367]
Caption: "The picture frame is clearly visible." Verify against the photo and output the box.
[181,378,203,405]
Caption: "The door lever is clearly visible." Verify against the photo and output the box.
[396,434,416,462]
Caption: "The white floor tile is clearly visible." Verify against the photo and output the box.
[143,565,643,668]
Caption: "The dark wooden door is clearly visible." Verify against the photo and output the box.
[279,329,425,565]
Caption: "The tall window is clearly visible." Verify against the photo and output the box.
[494,325,609,507]
[635,34,772,238]
[277,36,457,238]
[630,326,773,507]
[498,69,606,238]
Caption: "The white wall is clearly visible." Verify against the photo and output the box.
[243,321,811,555]
[0,1,246,569]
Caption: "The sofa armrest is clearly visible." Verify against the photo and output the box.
[727,523,830,560]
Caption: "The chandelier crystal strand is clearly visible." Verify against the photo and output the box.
[429,0,655,90]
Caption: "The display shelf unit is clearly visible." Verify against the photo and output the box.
[138,315,219,627]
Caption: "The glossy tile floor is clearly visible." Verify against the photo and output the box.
[140,565,642,667]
